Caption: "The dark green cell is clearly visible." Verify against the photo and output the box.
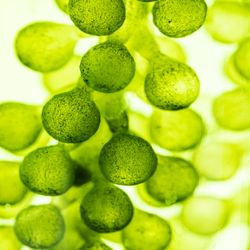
[68,0,125,36]
[20,145,75,196]
[153,0,207,38]
[14,204,65,249]
[0,102,42,152]
[213,87,250,130]
[146,156,199,206]
[0,161,27,205]
[80,41,135,93]
[145,54,200,110]
[99,133,157,185]
[15,22,78,72]
[80,242,112,250]
[122,209,172,250]
[42,86,100,143]
[80,183,133,233]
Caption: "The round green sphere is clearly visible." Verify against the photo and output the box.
[153,0,207,38]
[68,0,125,36]
[14,204,65,249]
[99,133,157,185]
[146,156,199,205]
[80,183,133,233]
[20,145,75,196]
[145,56,200,110]
[42,87,100,143]
[80,41,135,93]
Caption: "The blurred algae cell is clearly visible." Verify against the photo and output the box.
[0,102,42,152]
[14,204,65,249]
[0,226,22,250]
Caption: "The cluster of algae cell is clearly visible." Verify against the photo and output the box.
[1,0,250,249]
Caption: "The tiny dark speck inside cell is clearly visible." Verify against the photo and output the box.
[168,20,172,24]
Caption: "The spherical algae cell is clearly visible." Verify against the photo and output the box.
[122,209,172,250]
[42,86,100,143]
[145,55,200,110]
[205,1,250,43]
[234,38,250,80]
[14,204,65,249]
[181,196,230,235]
[0,226,22,250]
[55,0,69,13]
[213,87,250,130]
[80,183,133,233]
[20,145,75,196]
[80,41,135,93]
[68,0,125,36]
[80,242,112,250]
[150,108,205,151]
[193,141,242,180]
[99,133,157,185]
[15,22,78,72]
[0,102,42,152]
[146,156,199,206]
[0,161,27,205]
[152,0,207,38]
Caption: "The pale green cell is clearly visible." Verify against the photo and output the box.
[181,196,230,235]
[68,0,125,36]
[150,108,205,151]
[213,87,250,130]
[80,182,133,233]
[153,0,207,38]
[234,38,250,79]
[43,55,81,94]
[193,141,243,180]
[122,209,172,250]
[145,54,200,110]
[146,156,199,206]
[15,22,79,72]
[205,1,250,43]
[14,204,65,249]
[42,85,100,143]
[0,161,27,205]
[156,36,187,63]
[99,133,157,185]
[224,54,250,86]
[0,102,42,152]
[55,0,69,13]
[20,145,75,196]
[107,111,129,134]
[0,226,22,250]
[80,41,135,93]
[70,118,112,179]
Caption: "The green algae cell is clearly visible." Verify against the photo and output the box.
[152,0,207,38]
[205,1,250,43]
[43,55,81,94]
[0,226,22,250]
[14,204,65,249]
[0,161,27,205]
[213,87,250,130]
[68,0,125,36]
[146,156,199,206]
[42,86,100,143]
[150,108,205,151]
[122,209,172,250]
[107,110,129,134]
[0,102,42,152]
[15,22,79,72]
[234,38,250,80]
[55,0,69,13]
[20,145,75,196]
[99,133,157,185]
[80,242,112,250]
[193,141,242,180]
[80,183,133,233]
[80,41,135,93]
[181,196,230,235]
[145,54,200,110]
